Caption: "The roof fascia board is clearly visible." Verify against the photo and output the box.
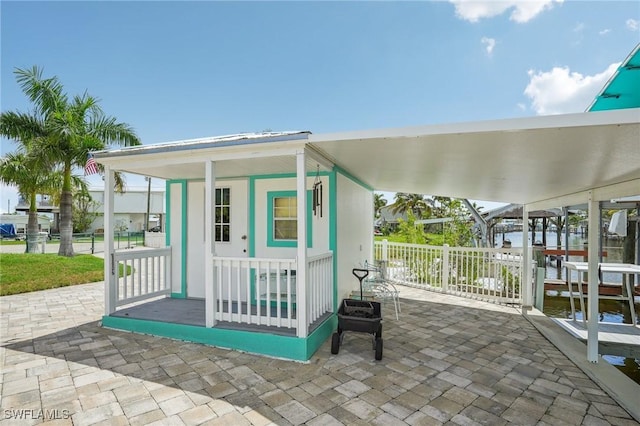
[309,108,640,143]
[94,133,309,159]
[304,145,335,170]
[526,178,640,211]
[96,143,305,170]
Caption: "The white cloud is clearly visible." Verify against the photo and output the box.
[481,37,496,56]
[626,18,639,31]
[573,22,585,32]
[449,0,563,23]
[599,28,611,35]
[524,62,620,115]
[517,103,527,111]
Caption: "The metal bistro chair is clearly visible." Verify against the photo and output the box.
[361,260,401,320]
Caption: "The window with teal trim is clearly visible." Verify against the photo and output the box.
[273,196,297,240]
[267,191,312,247]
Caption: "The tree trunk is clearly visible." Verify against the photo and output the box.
[25,192,40,254]
[58,164,74,257]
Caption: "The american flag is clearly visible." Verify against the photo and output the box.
[84,153,99,176]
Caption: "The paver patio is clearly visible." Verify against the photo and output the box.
[1,282,637,425]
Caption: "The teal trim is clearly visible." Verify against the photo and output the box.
[266,190,313,248]
[329,171,338,311]
[102,314,336,361]
[334,165,373,191]
[165,181,171,247]
[306,314,338,358]
[166,180,188,298]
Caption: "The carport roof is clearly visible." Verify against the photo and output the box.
[95,108,640,207]
[308,108,640,206]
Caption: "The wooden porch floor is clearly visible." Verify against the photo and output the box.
[110,297,331,337]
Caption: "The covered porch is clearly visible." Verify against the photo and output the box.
[97,133,344,360]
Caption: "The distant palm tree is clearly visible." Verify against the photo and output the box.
[392,193,432,218]
[374,193,387,219]
[0,153,58,252]
[4,66,141,256]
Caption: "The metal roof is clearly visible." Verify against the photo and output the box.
[588,43,640,112]
[93,131,310,158]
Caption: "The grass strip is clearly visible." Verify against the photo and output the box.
[0,253,105,296]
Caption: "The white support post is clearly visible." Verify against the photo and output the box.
[104,167,116,315]
[296,150,308,338]
[442,244,450,292]
[382,239,388,262]
[205,161,216,327]
[587,192,600,363]
[521,205,532,307]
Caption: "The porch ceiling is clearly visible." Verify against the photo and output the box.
[111,155,316,181]
[309,108,640,205]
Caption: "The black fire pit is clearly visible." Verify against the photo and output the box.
[331,268,383,360]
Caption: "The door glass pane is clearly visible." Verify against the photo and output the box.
[215,188,231,242]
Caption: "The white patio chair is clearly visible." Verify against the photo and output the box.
[361,260,401,320]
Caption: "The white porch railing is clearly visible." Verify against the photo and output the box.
[212,252,333,332]
[113,247,172,307]
[307,252,334,324]
[375,240,523,304]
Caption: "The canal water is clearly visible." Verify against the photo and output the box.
[500,231,640,384]
[543,296,640,385]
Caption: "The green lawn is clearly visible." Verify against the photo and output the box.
[0,253,105,296]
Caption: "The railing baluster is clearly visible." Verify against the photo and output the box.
[374,241,523,305]
[111,248,172,307]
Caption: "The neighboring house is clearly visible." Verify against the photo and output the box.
[375,204,407,231]
[94,45,639,362]
[13,190,166,234]
[88,189,165,233]
[0,213,51,236]
[15,194,59,232]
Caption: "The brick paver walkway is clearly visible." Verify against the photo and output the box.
[1,282,637,425]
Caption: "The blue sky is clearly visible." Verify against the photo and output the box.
[1,1,639,212]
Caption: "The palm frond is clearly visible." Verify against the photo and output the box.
[90,115,141,147]
[14,66,68,117]
[0,111,47,145]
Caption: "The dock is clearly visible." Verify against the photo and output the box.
[552,318,640,358]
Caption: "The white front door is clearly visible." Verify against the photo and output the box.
[186,179,248,298]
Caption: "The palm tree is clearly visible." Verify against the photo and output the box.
[373,193,387,219]
[6,66,141,256]
[0,153,63,252]
[391,193,432,218]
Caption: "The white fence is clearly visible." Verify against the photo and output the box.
[212,252,334,333]
[375,240,523,304]
[113,247,172,306]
